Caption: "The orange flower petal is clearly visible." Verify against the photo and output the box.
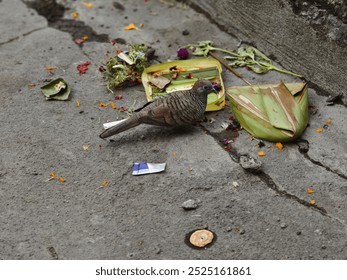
[258,151,266,157]
[309,199,315,205]
[139,23,144,28]
[123,23,137,30]
[82,2,94,8]
[50,171,56,178]
[46,66,57,71]
[98,102,108,107]
[82,36,89,41]
[100,180,108,188]
[71,11,79,19]
[325,119,331,124]
[275,142,284,150]
[315,128,324,133]
[109,102,117,109]
[57,177,65,183]
[75,100,81,107]
[307,187,314,194]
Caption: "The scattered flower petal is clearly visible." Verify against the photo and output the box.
[309,199,315,205]
[57,177,65,183]
[82,144,89,151]
[139,23,144,28]
[74,38,85,45]
[75,100,81,107]
[275,142,284,150]
[325,119,331,124]
[100,180,108,188]
[109,101,117,109]
[77,61,91,75]
[123,23,137,30]
[186,73,193,79]
[28,83,36,88]
[82,2,94,8]
[46,66,57,71]
[171,72,178,79]
[98,102,108,107]
[82,36,89,41]
[115,95,123,100]
[119,106,127,111]
[307,187,314,194]
[71,11,79,19]
[258,151,266,157]
[48,172,65,183]
[315,128,324,133]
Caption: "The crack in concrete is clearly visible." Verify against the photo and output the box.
[304,153,347,181]
[257,170,346,226]
[257,171,328,215]
[200,125,346,226]
[0,27,47,46]
[22,0,109,44]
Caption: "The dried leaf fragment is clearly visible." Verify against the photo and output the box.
[258,151,266,157]
[189,229,214,248]
[315,128,324,133]
[123,23,137,30]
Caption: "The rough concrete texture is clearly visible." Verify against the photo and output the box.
[0,0,346,259]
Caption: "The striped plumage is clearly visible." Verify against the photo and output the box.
[99,80,214,138]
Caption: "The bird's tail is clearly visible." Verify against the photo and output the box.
[99,116,140,139]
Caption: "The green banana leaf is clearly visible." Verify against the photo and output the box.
[227,82,309,142]
[141,58,225,111]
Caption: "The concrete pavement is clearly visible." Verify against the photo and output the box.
[0,0,346,259]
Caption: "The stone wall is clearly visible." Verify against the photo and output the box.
[185,0,347,103]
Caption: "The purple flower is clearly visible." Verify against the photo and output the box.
[177,48,189,59]
[212,82,222,91]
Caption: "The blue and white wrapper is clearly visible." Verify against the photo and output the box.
[132,162,166,176]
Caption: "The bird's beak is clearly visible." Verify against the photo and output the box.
[211,87,218,94]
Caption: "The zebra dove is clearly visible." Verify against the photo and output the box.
[99,79,216,138]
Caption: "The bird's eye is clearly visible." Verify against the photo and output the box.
[204,86,209,90]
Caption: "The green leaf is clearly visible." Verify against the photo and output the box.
[227,82,309,142]
[41,78,71,100]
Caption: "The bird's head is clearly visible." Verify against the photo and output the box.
[193,80,217,97]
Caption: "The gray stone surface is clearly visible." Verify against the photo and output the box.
[0,0,346,259]
[186,0,347,105]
